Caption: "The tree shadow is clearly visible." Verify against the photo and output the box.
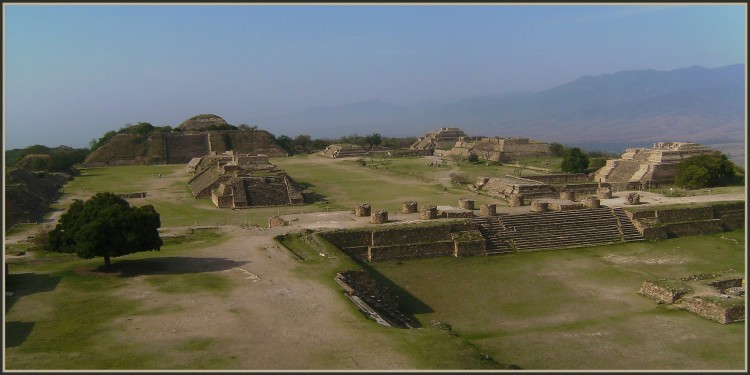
[5,272,62,313]
[90,257,251,277]
[5,321,34,348]
[353,258,434,326]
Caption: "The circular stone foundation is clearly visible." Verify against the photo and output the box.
[371,210,388,224]
[402,201,418,214]
[355,204,371,217]
[479,203,496,216]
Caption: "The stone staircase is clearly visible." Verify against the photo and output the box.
[612,207,646,242]
[473,207,645,253]
[245,177,292,206]
[473,215,513,254]
[164,133,210,164]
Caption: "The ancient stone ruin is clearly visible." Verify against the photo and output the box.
[446,136,551,162]
[355,204,372,217]
[402,201,418,214]
[321,144,369,158]
[625,192,640,205]
[480,203,496,216]
[115,192,147,199]
[458,198,475,210]
[371,210,388,224]
[420,205,438,220]
[626,202,744,240]
[409,127,467,156]
[268,216,288,228]
[594,141,716,189]
[83,114,287,166]
[187,151,313,208]
[639,271,745,324]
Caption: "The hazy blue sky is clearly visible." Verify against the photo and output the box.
[3,3,746,149]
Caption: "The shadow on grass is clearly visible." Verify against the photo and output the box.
[354,258,434,327]
[5,272,62,313]
[91,257,250,277]
[5,321,34,348]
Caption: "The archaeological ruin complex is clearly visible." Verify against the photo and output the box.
[594,142,717,189]
[321,144,369,158]
[410,127,467,155]
[187,151,313,208]
[410,127,551,162]
[83,114,287,167]
[444,136,551,162]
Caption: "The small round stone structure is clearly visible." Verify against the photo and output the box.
[583,196,601,209]
[597,187,613,199]
[560,191,575,201]
[420,205,438,220]
[479,203,496,216]
[625,192,641,205]
[402,201,418,214]
[531,201,549,213]
[458,198,475,210]
[371,210,388,224]
[268,216,288,228]
[509,194,524,207]
[355,204,371,217]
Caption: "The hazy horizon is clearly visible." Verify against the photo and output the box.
[4,3,746,150]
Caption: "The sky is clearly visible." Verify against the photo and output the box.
[3,2,746,150]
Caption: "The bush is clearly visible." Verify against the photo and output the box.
[449,172,471,185]
[674,152,741,189]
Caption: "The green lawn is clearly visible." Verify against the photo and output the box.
[369,230,746,370]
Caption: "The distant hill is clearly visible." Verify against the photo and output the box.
[248,64,745,163]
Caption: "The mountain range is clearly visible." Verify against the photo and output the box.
[247,64,745,163]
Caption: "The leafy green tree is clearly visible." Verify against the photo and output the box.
[293,134,313,152]
[549,142,566,157]
[467,153,479,163]
[48,192,162,271]
[674,152,740,189]
[365,133,382,148]
[275,135,294,154]
[560,147,589,173]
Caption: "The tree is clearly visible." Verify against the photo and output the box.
[549,142,566,157]
[48,192,162,271]
[275,135,294,154]
[560,147,589,173]
[467,153,479,163]
[365,133,382,148]
[674,152,740,189]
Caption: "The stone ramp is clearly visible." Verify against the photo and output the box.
[473,207,644,253]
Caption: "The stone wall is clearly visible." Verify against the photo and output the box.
[682,296,745,324]
[451,230,486,256]
[320,221,480,262]
[628,203,744,239]
[663,220,724,237]
[638,280,688,303]
[525,173,590,184]
[164,133,211,164]
[368,241,454,262]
